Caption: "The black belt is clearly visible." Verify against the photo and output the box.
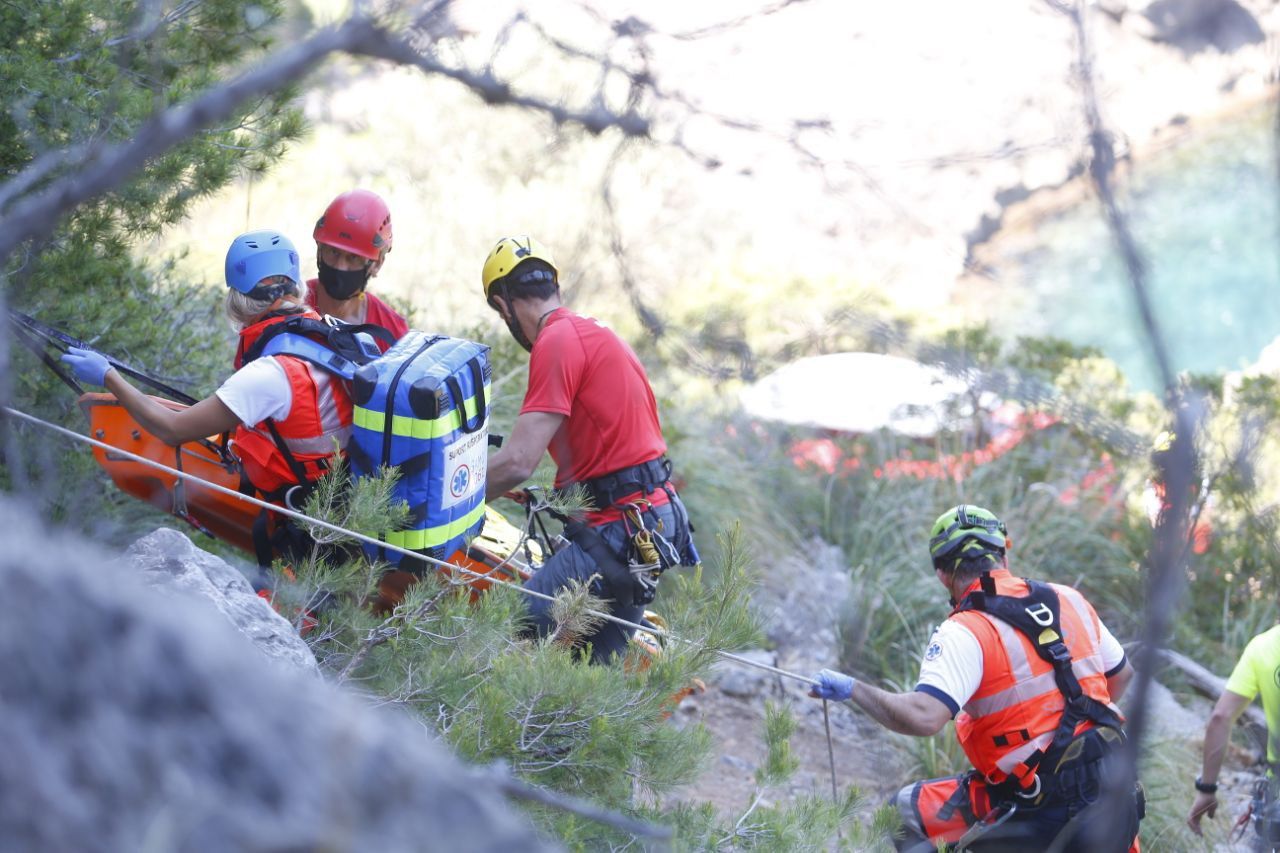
[570,456,673,510]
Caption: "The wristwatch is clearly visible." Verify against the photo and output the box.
[1194,776,1219,794]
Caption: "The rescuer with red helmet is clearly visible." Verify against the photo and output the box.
[307,189,408,349]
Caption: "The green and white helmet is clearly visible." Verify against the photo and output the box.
[928,504,1008,567]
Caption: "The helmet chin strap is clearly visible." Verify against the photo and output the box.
[500,292,535,352]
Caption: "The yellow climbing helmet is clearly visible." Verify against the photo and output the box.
[481,236,558,300]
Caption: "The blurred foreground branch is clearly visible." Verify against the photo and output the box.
[1049,0,1199,844]
[485,763,672,840]
[0,4,649,270]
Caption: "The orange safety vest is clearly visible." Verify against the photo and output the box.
[231,310,353,495]
[949,569,1123,789]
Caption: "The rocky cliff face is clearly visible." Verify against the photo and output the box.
[0,499,554,852]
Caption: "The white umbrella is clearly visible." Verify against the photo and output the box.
[739,352,979,437]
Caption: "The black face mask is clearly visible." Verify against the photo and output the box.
[317,258,369,301]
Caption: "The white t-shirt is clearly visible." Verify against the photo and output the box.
[915,605,1126,716]
[215,356,293,426]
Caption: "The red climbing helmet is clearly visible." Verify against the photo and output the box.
[313,189,393,261]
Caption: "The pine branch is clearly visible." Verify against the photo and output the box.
[337,583,452,682]
[0,143,92,212]
[0,16,370,264]
[547,578,608,648]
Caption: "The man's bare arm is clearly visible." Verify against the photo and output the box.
[485,411,566,500]
[1106,661,1135,701]
[851,683,953,736]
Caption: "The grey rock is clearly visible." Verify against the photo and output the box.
[1130,679,1210,743]
[1128,0,1264,53]
[123,527,318,675]
[0,499,556,853]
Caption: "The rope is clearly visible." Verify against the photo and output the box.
[3,404,822,689]
[823,698,843,840]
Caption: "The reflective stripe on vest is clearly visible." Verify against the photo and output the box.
[306,366,352,452]
[951,572,1120,786]
[382,502,487,552]
[995,732,1055,777]
[963,602,1110,719]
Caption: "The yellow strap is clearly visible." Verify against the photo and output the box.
[352,383,489,440]
[383,501,487,551]
[474,506,543,561]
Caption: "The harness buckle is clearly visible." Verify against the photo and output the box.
[1047,642,1072,664]
[1015,774,1042,800]
[284,484,306,511]
[955,801,1018,850]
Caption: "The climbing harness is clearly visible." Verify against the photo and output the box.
[621,500,680,606]
[1250,776,1280,849]
[522,492,681,608]
[571,455,674,510]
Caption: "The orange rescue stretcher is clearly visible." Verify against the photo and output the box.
[78,392,534,596]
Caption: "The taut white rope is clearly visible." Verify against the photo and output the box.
[4,404,820,688]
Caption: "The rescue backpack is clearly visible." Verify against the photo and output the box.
[243,317,492,569]
[346,330,490,569]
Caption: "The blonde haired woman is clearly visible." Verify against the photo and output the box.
[62,230,352,565]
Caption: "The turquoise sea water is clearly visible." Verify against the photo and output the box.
[988,106,1280,392]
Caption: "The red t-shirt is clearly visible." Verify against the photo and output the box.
[521,308,668,517]
[305,279,409,352]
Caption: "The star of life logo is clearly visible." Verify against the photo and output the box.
[925,641,943,661]
[450,464,471,498]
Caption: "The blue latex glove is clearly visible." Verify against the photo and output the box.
[809,668,856,701]
[60,347,112,386]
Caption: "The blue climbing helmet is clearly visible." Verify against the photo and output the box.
[225,230,300,300]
